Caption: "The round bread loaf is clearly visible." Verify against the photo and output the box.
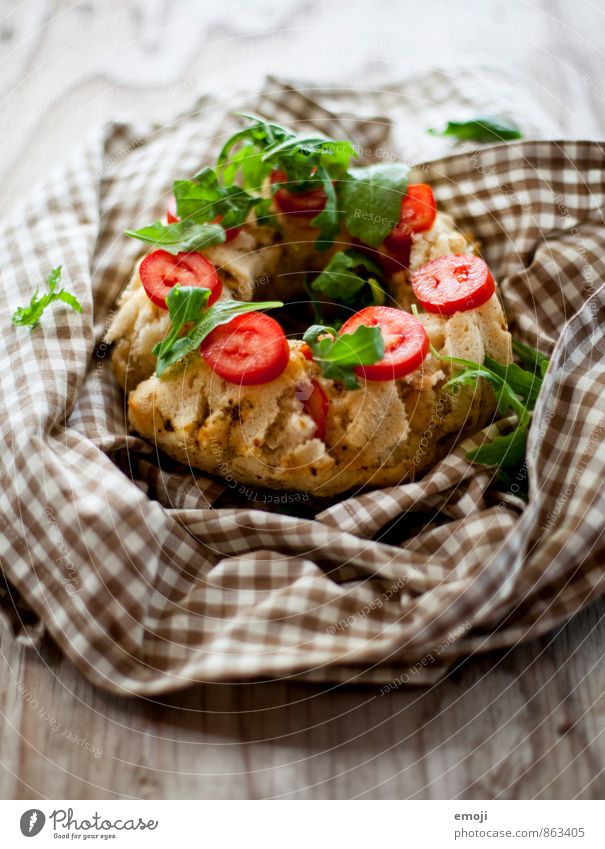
[106,211,511,496]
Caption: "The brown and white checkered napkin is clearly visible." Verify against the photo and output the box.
[1,68,604,693]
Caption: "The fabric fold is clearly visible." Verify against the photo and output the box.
[1,73,604,694]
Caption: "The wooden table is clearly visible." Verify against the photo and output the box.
[1,0,604,799]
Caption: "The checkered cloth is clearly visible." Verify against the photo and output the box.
[1,68,604,693]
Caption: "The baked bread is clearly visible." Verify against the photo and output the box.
[106,120,512,496]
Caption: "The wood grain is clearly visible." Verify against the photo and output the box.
[1,599,605,799]
[1,0,604,799]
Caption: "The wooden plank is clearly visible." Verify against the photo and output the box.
[1,597,604,799]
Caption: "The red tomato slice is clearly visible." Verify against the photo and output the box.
[200,312,289,385]
[302,379,329,440]
[378,237,412,277]
[214,215,241,242]
[271,170,327,217]
[410,254,495,315]
[166,195,179,223]
[166,196,240,241]
[339,306,429,381]
[383,184,436,254]
[139,250,222,310]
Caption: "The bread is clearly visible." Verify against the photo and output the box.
[127,299,509,496]
[106,211,512,496]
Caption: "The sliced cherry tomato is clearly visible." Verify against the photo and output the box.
[378,237,412,277]
[384,184,437,255]
[166,196,240,241]
[166,195,179,224]
[301,343,314,361]
[302,379,329,440]
[139,250,222,310]
[410,254,495,315]
[200,312,289,385]
[271,170,327,217]
[215,216,241,242]
[339,306,429,381]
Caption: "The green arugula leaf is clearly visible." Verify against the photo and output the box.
[340,163,408,247]
[217,113,298,193]
[174,169,257,229]
[303,323,384,389]
[512,338,549,379]
[253,197,275,227]
[151,286,212,372]
[303,324,339,348]
[125,220,226,254]
[428,116,523,143]
[172,174,218,221]
[444,358,530,426]
[217,113,295,184]
[311,250,385,307]
[262,133,355,248]
[218,114,357,248]
[494,464,530,499]
[431,340,549,469]
[309,168,340,247]
[152,285,283,376]
[11,266,82,328]
[466,427,528,467]
[219,140,265,192]
[484,356,543,406]
[262,133,355,180]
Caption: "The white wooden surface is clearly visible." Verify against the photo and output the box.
[1,0,604,799]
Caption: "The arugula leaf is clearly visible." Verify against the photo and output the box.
[340,163,408,247]
[466,427,528,467]
[494,464,530,499]
[444,357,530,426]
[512,338,549,379]
[309,168,340,246]
[428,116,523,143]
[262,132,355,248]
[174,169,257,229]
[219,140,265,192]
[484,356,542,406]
[303,323,384,389]
[218,114,357,248]
[253,197,276,227]
[11,266,82,328]
[125,220,226,254]
[217,113,295,183]
[417,312,546,484]
[311,250,385,307]
[262,133,355,181]
[151,286,212,373]
[152,285,283,376]
[432,344,549,469]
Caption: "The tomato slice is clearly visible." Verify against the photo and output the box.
[271,170,327,217]
[301,379,329,440]
[166,195,179,224]
[384,184,437,254]
[166,196,240,241]
[410,254,495,315]
[301,343,314,361]
[339,306,429,381]
[378,237,412,277]
[200,312,289,385]
[139,250,222,310]
[215,216,241,243]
